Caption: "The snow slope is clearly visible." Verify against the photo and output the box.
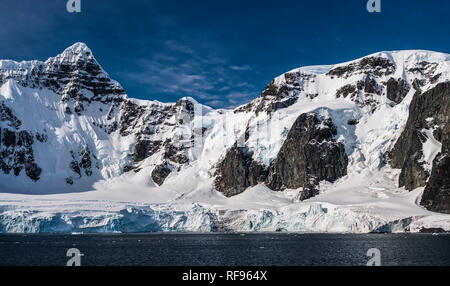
[0,45,449,233]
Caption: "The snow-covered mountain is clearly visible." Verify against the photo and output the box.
[0,43,449,233]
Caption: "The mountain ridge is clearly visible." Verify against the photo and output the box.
[0,43,449,233]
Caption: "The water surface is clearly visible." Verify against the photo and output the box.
[0,233,449,266]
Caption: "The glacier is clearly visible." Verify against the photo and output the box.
[1,191,449,233]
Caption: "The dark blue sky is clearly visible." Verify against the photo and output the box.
[0,0,448,108]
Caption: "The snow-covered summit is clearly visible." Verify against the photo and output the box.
[46,42,94,63]
[44,42,111,80]
[275,49,449,84]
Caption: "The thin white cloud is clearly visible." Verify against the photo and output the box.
[164,40,195,55]
[121,39,259,108]
[229,65,252,71]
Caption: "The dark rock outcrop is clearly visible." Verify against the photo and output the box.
[0,128,41,181]
[327,56,395,78]
[336,84,357,98]
[118,100,147,137]
[214,146,267,197]
[215,113,348,200]
[0,101,22,129]
[234,71,313,115]
[121,98,197,180]
[151,162,172,186]
[386,78,410,104]
[389,82,449,193]
[80,146,93,177]
[420,89,449,213]
[132,139,163,163]
[66,146,94,183]
[347,119,359,125]
[389,126,428,191]
[264,113,348,199]
[419,227,449,233]
[364,76,380,94]
[164,140,189,165]
[335,77,382,112]
[421,152,450,213]
[35,132,48,143]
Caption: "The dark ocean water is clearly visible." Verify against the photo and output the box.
[0,233,449,266]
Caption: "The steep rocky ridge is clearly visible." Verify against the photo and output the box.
[389,82,449,191]
[264,113,348,200]
[214,112,348,200]
[214,146,267,197]
[388,82,449,213]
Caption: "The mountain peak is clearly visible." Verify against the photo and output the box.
[65,42,92,54]
[46,42,96,65]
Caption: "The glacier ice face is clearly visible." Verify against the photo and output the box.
[0,196,449,233]
[0,203,215,233]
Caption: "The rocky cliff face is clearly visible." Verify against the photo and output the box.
[421,150,450,213]
[118,97,197,185]
[326,56,395,78]
[214,146,267,197]
[389,82,449,193]
[0,98,41,181]
[388,82,449,213]
[265,113,348,200]
[235,70,314,115]
[386,78,410,104]
[214,113,348,200]
[0,127,41,181]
